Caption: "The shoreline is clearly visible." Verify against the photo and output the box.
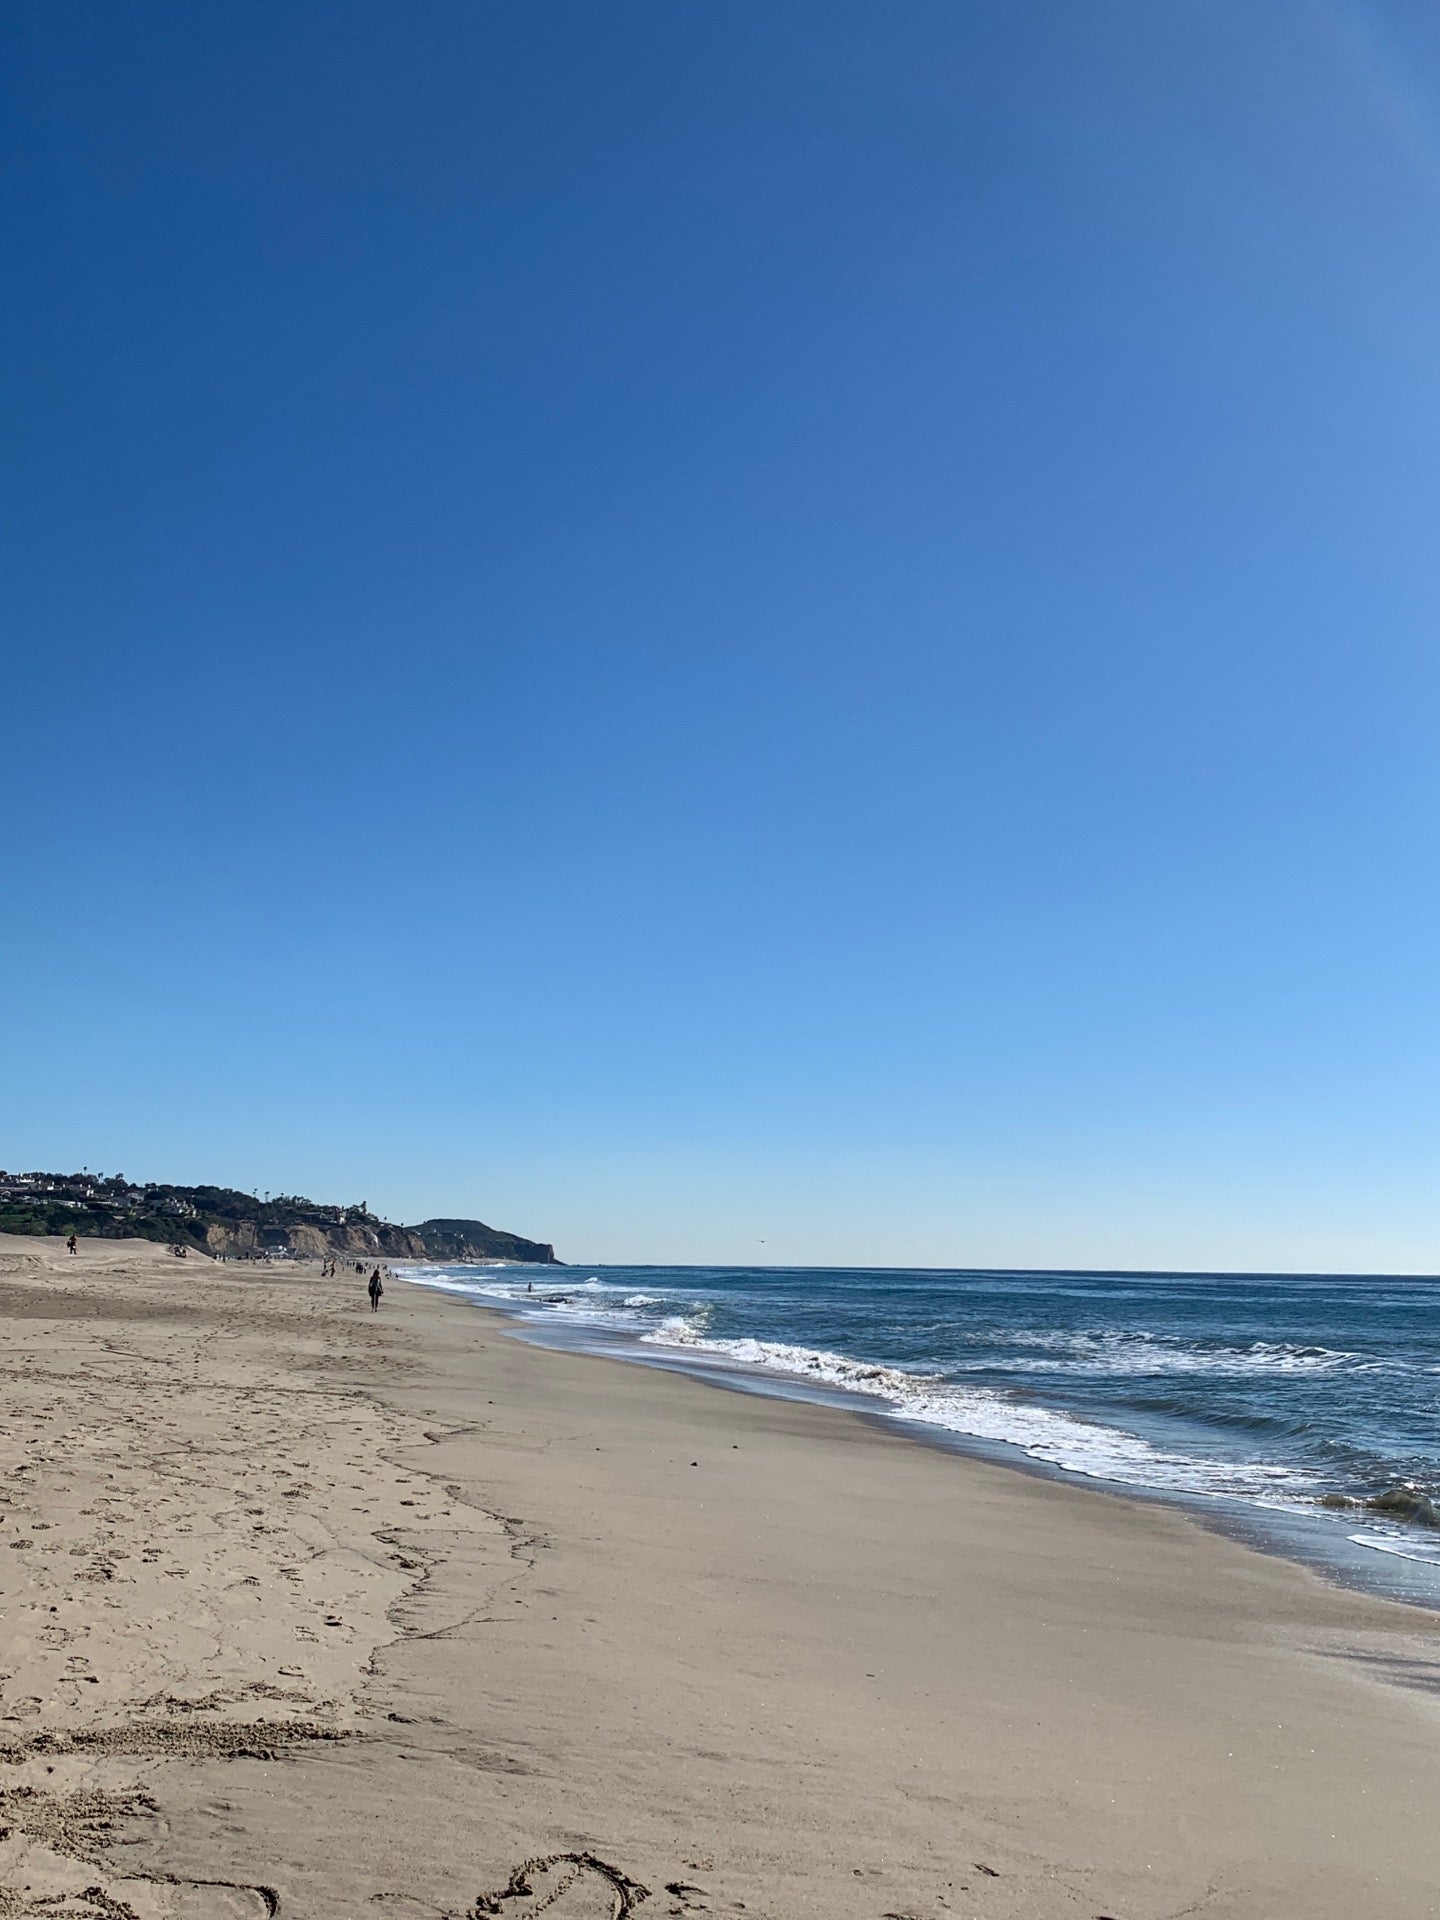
[395,1263,1440,1614]
[4,1235,1440,1917]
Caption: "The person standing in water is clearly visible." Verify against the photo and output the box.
[368,1267,383,1313]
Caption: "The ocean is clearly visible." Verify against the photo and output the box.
[393,1262,1440,1606]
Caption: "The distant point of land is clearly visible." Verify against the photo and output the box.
[0,1169,558,1265]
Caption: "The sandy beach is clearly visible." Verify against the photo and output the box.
[1,1237,1438,1919]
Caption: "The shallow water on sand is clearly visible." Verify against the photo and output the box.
[395,1263,1440,1606]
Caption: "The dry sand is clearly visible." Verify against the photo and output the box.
[1,1236,1438,1920]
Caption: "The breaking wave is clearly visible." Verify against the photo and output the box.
[637,1317,1317,1501]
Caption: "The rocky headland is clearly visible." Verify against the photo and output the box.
[0,1169,558,1264]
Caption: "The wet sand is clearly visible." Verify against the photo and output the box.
[1,1234,1439,1919]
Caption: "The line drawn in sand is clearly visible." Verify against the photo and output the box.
[470,1852,650,1919]
[0,1720,348,1917]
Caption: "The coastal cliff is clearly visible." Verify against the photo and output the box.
[0,1170,558,1265]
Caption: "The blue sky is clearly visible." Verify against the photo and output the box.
[5,2,1440,1268]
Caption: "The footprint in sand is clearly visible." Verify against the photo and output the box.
[471,1852,649,1919]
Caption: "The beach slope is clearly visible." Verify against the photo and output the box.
[1,1236,1438,1919]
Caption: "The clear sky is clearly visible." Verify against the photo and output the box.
[5,2,1440,1269]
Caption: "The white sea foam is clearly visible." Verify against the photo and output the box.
[1349,1532,1440,1567]
[966,1329,1366,1379]
[393,1266,686,1334]
[639,1320,1315,1502]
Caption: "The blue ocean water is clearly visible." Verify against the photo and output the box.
[394,1263,1440,1605]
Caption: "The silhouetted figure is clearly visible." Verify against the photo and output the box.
[368,1267,383,1313]
[67,1234,77,1255]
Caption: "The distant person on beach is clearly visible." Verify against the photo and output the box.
[67,1234,77,1255]
[368,1267,383,1313]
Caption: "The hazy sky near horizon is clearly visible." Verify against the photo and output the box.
[5,1,1440,1269]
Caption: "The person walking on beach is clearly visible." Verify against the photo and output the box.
[67,1234,77,1255]
[368,1266,383,1313]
